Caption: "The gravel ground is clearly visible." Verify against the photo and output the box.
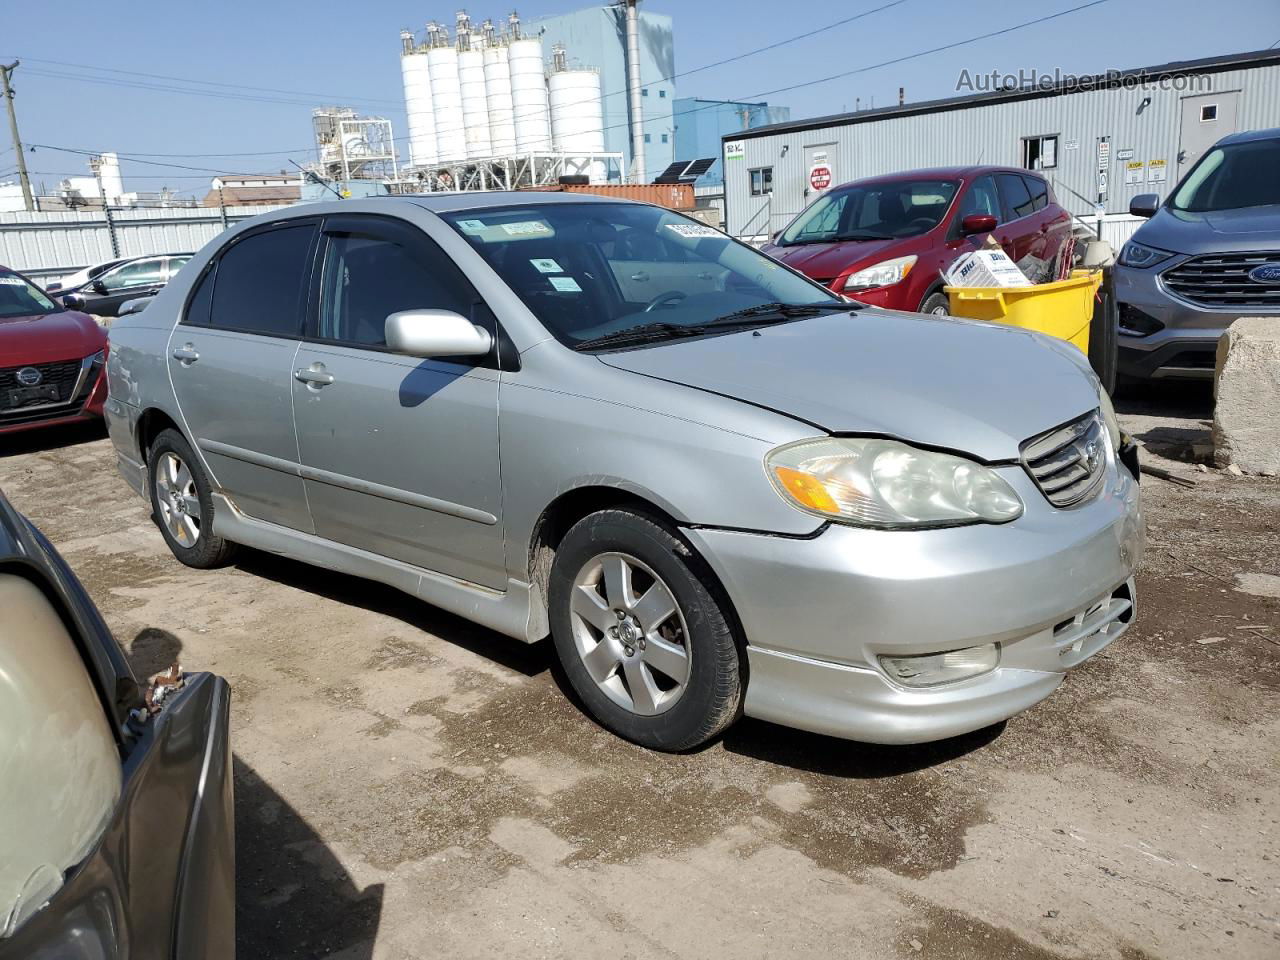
[1,381,1276,960]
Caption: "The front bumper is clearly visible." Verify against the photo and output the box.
[685,458,1143,744]
[1114,257,1278,380]
[0,357,107,436]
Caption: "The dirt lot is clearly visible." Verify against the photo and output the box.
[2,382,1277,960]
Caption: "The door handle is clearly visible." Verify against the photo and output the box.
[294,366,335,387]
[172,344,199,364]
[630,271,650,282]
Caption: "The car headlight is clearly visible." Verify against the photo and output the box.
[766,437,1023,528]
[843,255,917,291]
[1118,240,1173,268]
[1098,388,1121,452]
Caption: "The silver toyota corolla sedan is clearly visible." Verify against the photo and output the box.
[104,193,1144,751]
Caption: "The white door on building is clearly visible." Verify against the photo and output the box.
[1178,92,1240,171]
[803,142,840,205]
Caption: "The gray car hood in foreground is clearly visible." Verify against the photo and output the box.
[597,310,1100,462]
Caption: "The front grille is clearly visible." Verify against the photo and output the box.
[1021,410,1108,507]
[1162,252,1280,309]
[0,358,84,412]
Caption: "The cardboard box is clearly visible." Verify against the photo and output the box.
[943,248,1031,288]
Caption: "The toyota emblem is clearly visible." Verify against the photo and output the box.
[15,367,42,387]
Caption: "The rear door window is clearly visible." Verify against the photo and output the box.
[997,174,1036,221]
[183,264,216,327]
[208,223,316,338]
[1023,176,1049,212]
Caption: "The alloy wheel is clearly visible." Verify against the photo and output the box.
[568,551,691,716]
[154,451,202,547]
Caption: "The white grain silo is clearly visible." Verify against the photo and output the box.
[548,45,606,183]
[400,29,437,167]
[506,16,552,153]
[427,23,466,163]
[456,13,491,159]
[481,21,516,156]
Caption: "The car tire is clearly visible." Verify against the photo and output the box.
[549,509,743,751]
[147,429,238,569]
[919,291,950,316]
[1088,269,1118,395]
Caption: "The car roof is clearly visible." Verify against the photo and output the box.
[1217,126,1280,146]
[396,190,618,214]
[836,165,1043,187]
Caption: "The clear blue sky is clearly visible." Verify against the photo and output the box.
[2,0,1277,197]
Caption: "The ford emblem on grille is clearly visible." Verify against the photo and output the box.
[15,366,43,386]
[1248,262,1280,285]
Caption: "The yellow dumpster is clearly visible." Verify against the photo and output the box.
[944,269,1103,355]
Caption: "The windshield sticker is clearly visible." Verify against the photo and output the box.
[664,223,721,239]
[548,276,582,293]
[530,258,563,274]
[501,220,553,237]
[0,277,27,285]
[456,219,487,234]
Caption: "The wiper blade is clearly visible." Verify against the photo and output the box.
[709,301,856,324]
[573,322,713,351]
[833,232,893,241]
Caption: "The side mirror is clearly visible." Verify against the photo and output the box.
[385,309,493,359]
[119,297,153,317]
[960,214,998,235]
[1129,194,1160,218]
[61,293,86,311]
[91,279,108,295]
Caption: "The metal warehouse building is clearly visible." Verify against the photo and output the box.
[722,49,1280,238]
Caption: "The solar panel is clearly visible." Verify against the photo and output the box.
[682,158,716,179]
[654,161,691,184]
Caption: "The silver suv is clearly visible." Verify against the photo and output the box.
[105,194,1143,751]
[1115,127,1280,380]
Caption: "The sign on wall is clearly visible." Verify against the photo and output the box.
[725,140,745,161]
[1148,159,1168,183]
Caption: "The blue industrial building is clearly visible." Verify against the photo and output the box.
[673,98,791,186]
[529,5,675,183]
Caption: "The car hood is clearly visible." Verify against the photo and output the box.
[1136,203,1280,253]
[764,237,905,280]
[597,310,1101,461]
[0,310,105,367]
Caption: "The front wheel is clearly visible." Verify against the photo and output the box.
[549,509,742,751]
[919,291,950,316]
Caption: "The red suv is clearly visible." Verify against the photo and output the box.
[1,265,108,437]
[762,166,1072,314]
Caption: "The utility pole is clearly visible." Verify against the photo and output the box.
[1,61,35,211]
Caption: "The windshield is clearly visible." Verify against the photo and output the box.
[0,269,61,319]
[779,178,959,246]
[442,202,840,348]
[1171,139,1280,212]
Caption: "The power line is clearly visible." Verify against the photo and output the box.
[9,1,912,162]
[26,0,1110,181]
[5,55,403,107]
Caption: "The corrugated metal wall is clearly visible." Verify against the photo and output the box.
[724,60,1280,236]
[0,204,296,285]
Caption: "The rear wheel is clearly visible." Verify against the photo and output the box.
[919,291,950,316]
[148,429,238,568]
[1088,269,1119,395]
[549,509,742,751]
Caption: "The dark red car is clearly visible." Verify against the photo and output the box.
[762,165,1072,315]
[1,265,108,437]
